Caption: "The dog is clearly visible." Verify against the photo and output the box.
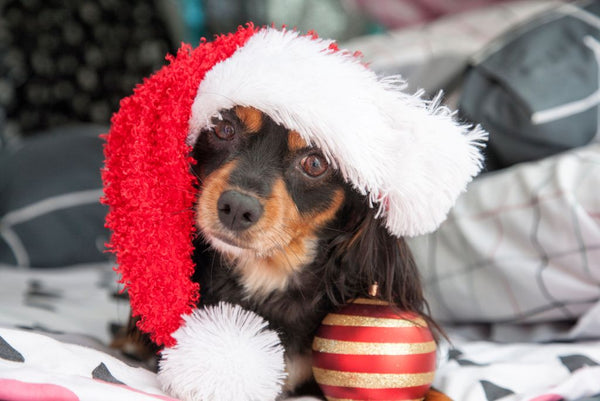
[113,105,443,398]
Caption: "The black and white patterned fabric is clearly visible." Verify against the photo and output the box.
[435,335,600,401]
[410,143,600,341]
[0,328,173,400]
[0,264,127,345]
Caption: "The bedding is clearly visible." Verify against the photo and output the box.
[2,265,600,401]
[1,145,598,400]
[0,264,126,346]
[343,0,560,95]
[460,0,600,169]
[409,143,600,341]
[2,1,600,401]
[435,334,600,401]
[0,327,174,401]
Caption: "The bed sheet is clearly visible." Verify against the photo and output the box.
[1,262,600,401]
[0,327,173,401]
[2,323,600,401]
[436,331,600,401]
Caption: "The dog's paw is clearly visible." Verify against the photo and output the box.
[110,317,159,371]
[425,388,454,401]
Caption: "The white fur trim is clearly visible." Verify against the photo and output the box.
[189,28,486,237]
[158,303,286,401]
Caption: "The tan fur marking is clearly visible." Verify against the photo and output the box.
[198,172,345,298]
[235,179,313,296]
[235,240,317,297]
[233,182,345,297]
[196,160,238,241]
[304,189,345,228]
[287,130,308,152]
[235,106,263,133]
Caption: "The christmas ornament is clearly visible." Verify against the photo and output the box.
[312,293,436,401]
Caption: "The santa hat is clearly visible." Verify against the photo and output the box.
[102,24,485,349]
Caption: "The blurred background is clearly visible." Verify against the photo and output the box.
[1,0,535,271]
[0,0,510,141]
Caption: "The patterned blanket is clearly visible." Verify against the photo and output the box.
[1,326,600,401]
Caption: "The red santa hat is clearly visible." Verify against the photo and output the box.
[103,24,485,350]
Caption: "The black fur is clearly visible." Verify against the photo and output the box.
[188,108,434,396]
[116,107,436,398]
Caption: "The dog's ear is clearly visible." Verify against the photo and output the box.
[321,205,426,315]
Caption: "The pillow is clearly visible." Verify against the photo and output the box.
[409,144,600,334]
[460,1,600,170]
[0,125,110,267]
[342,1,559,95]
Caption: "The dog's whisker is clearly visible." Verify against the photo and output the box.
[269,226,309,268]
[170,207,196,216]
[258,227,297,268]
[188,168,204,183]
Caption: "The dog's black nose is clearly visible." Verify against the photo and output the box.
[217,190,263,231]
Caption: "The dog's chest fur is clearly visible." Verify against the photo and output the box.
[192,241,333,392]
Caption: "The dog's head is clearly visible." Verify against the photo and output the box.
[192,106,423,310]
[193,106,345,247]
[192,107,348,293]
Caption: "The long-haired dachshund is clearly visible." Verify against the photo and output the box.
[114,105,438,393]
[113,105,444,398]
[102,25,489,401]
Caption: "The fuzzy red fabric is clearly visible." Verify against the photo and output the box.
[102,24,258,347]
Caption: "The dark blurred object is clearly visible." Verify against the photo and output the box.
[0,0,173,137]
[0,124,109,268]
[460,0,600,171]
[352,0,512,30]
[187,0,375,44]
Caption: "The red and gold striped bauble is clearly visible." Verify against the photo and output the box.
[312,298,436,401]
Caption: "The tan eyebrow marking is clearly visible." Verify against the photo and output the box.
[234,106,263,133]
[288,130,308,152]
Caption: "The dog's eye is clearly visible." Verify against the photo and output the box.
[301,154,329,177]
[214,121,236,141]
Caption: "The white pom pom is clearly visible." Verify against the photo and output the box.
[157,302,287,401]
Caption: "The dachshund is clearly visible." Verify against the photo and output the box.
[113,105,445,399]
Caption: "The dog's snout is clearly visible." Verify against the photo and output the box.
[217,190,263,231]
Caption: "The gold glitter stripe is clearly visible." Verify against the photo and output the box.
[351,298,390,305]
[313,367,434,388]
[322,313,427,328]
[312,337,436,355]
